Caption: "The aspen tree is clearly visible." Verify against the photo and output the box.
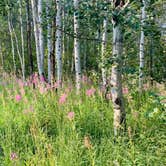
[74,0,81,92]
[111,0,129,136]
[31,0,43,76]
[56,0,62,83]
[46,0,52,83]
[7,12,16,74]
[38,0,44,74]
[18,0,25,81]
[101,16,108,87]
[139,0,146,91]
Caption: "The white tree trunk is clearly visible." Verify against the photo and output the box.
[110,0,130,137]
[101,17,108,86]
[111,24,125,136]
[139,0,146,91]
[62,5,65,57]
[46,0,52,83]
[56,0,62,83]
[8,13,16,74]
[31,0,42,76]
[74,0,81,91]
[11,23,24,80]
[19,0,25,81]
[38,0,44,74]
[9,11,24,79]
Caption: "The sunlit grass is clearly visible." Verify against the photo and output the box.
[0,74,165,165]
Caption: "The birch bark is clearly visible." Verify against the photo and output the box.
[111,0,129,136]
[8,10,24,79]
[38,0,44,74]
[51,18,56,82]
[56,0,62,83]
[74,0,81,92]
[46,0,52,83]
[19,0,25,81]
[111,24,125,136]
[8,13,16,74]
[101,17,108,86]
[31,0,42,76]
[12,23,24,80]
[139,0,146,91]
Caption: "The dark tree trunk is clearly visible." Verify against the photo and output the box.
[149,38,154,86]
[26,0,33,75]
[51,19,56,82]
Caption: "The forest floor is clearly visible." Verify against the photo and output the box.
[0,74,165,166]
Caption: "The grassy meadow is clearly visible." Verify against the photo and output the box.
[0,73,165,166]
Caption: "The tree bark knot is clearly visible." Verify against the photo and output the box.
[115,97,122,106]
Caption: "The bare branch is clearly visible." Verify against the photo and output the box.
[115,0,130,10]
[122,0,130,9]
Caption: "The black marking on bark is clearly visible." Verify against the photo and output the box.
[115,97,121,106]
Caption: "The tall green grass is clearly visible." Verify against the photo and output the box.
[0,75,165,165]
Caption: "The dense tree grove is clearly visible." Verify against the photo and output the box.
[0,0,165,165]
[0,0,165,82]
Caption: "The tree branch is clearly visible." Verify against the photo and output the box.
[122,0,130,10]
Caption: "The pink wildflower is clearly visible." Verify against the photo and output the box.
[65,86,72,93]
[143,84,148,90]
[15,94,22,102]
[32,78,38,85]
[57,80,62,85]
[20,87,25,96]
[46,83,51,90]
[40,75,46,82]
[100,85,106,93]
[17,79,24,88]
[24,82,29,86]
[86,88,96,97]
[52,82,59,89]
[122,87,129,94]
[59,93,67,104]
[39,86,47,94]
[82,75,88,83]
[67,112,75,120]
[10,152,18,160]
[32,73,39,85]
[23,106,34,114]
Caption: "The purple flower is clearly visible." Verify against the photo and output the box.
[23,106,34,114]
[122,87,129,94]
[40,75,46,82]
[17,79,24,88]
[15,94,22,102]
[59,93,67,104]
[86,88,96,97]
[39,86,47,94]
[82,75,88,82]
[10,152,18,160]
[67,112,75,120]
